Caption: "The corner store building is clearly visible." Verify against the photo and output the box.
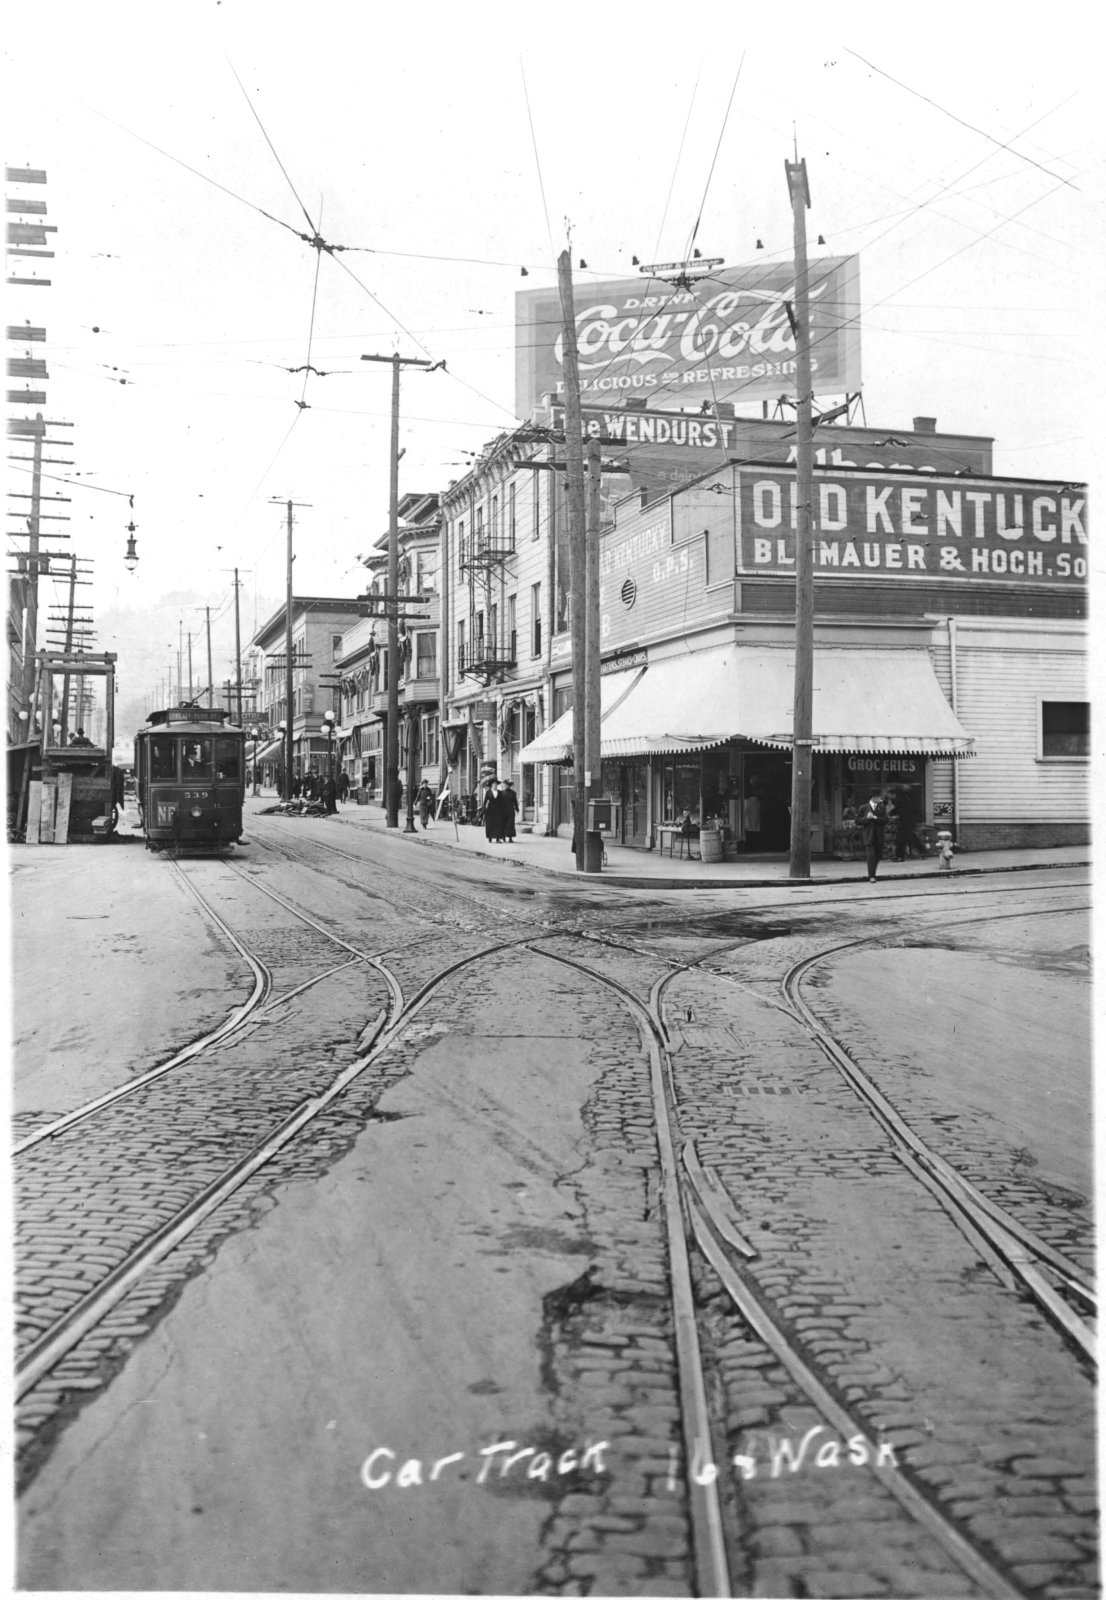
[438,408,1087,853]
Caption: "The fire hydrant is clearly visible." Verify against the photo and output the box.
[936,830,955,871]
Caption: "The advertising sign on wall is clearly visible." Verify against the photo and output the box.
[737,469,1088,585]
[550,403,992,503]
[517,257,861,415]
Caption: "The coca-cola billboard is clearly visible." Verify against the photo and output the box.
[515,256,861,415]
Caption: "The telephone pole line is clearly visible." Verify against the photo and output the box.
[270,501,311,801]
[361,351,442,829]
[584,436,602,871]
[557,251,590,872]
[786,153,816,881]
[205,605,214,709]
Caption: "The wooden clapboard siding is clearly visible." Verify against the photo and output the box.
[26,781,42,843]
[38,778,56,843]
[53,771,72,843]
[955,636,1088,823]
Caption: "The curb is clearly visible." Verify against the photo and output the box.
[321,810,1088,892]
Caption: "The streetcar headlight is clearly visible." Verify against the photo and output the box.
[190,805,203,819]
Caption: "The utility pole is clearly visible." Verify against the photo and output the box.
[584,436,602,872]
[232,571,243,725]
[786,152,816,880]
[361,351,440,828]
[177,620,183,706]
[557,251,589,871]
[187,631,194,701]
[205,605,214,709]
[58,555,77,742]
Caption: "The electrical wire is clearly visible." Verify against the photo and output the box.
[226,56,319,235]
[520,57,555,261]
[685,55,745,259]
[653,68,702,260]
[844,48,1079,192]
[78,100,304,243]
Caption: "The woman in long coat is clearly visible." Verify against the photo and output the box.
[500,778,519,842]
[483,781,502,843]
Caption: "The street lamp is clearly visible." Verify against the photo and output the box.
[249,725,261,795]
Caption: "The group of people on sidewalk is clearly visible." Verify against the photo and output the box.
[269,768,350,814]
[483,778,518,844]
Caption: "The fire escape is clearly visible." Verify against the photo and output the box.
[458,498,516,685]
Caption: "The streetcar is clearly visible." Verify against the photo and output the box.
[134,704,246,853]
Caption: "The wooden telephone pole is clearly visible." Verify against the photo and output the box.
[786,152,816,880]
[360,351,441,829]
[557,251,591,871]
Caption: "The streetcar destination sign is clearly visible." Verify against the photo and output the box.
[736,469,1088,585]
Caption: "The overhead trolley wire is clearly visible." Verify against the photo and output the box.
[843,48,1079,192]
[684,55,745,260]
[519,57,556,261]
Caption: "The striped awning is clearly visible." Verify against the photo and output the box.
[519,647,974,762]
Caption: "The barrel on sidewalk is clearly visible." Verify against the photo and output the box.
[699,827,723,864]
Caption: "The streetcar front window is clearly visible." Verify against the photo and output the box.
[182,740,213,779]
[150,737,177,782]
[214,739,241,782]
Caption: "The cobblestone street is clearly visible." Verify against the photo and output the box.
[12,810,1094,1597]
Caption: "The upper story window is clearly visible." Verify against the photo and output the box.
[1039,700,1089,759]
[509,482,517,544]
[491,495,499,537]
[416,632,437,679]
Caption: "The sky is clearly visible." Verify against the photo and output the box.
[3,2,1096,731]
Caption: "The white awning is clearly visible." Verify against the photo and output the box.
[520,647,974,762]
[254,737,285,762]
[736,647,975,756]
[517,668,646,764]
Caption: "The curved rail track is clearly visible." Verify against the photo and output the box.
[16,835,1092,1596]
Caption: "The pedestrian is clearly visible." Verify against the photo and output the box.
[338,771,350,803]
[416,780,433,829]
[301,770,315,802]
[292,773,302,799]
[500,777,519,842]
[483,780,502,843]
[321,773,337,814]
[252,763,261,798]
[275,769,285,800]
[859,794,887,882]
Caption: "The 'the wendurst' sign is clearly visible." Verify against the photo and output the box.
[738,470,1088,585]
[516,257,861,415]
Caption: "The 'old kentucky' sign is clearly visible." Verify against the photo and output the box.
[737,469,1088,585]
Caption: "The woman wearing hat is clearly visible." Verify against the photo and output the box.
[500,777,519,842]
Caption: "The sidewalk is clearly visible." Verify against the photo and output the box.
[247,792,1091,891]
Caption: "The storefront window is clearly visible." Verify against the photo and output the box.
[661,759,700,822]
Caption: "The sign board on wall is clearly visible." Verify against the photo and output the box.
[737,470,1088,586]
[551,405,992,477]
[517,257,861,415]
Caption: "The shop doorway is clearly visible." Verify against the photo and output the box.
[621,761,649,846]
[740,753,792,851]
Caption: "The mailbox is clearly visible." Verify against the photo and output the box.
[587,798,621,835]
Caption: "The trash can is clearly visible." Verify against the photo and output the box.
[699,827,723,864]
[583,829,605,872]
[355,789,369,805]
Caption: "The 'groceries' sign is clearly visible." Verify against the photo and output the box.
[738,471,1088,584]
